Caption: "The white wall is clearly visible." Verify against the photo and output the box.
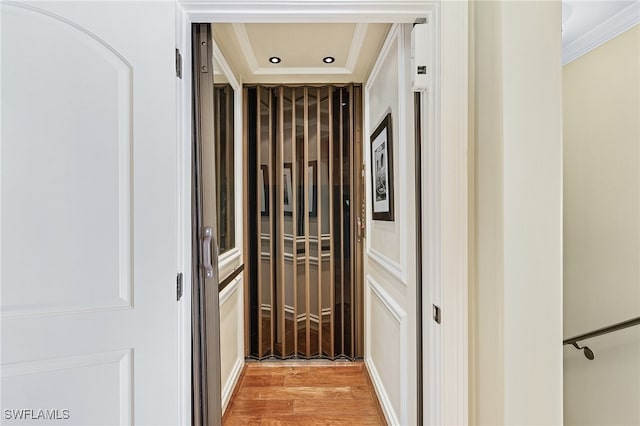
[563,24,640,426]
[469,1,564,424]
[364,23,417,426]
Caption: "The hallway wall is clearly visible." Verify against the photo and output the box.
[469,1,564,424]
[364,23,417,426]
[563,24,640,426]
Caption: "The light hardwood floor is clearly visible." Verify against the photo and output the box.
[223,362,387,426]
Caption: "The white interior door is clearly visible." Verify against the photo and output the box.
[1,2,178,424]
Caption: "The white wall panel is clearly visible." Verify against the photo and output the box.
[366,26,403,274]
[366,276,408,425]
[219,277,244,412]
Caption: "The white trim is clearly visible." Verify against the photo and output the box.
[367,248,404,280]
[213,40,241,89]
[367,357,400,426]
[221,357,243,412]
[345,23,368,72]
[218,248,242,278]
[176,4,193,426]
[230,23,260,72]
[563,2,640,65]
[421,8,444,426]
[439,2,468,425]
[366,275,409,425]
[368,275,407,328]
[179,1,430,23]
[219,275,241,306]
[396,23,408,285]
[365,23,400,97]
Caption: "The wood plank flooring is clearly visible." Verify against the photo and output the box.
[223,362,387,426]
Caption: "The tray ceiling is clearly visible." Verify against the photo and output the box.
[213,23,391,84]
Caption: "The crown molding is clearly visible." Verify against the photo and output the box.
[231,22,369,77]
[212,41,241,89]
[231,23,260,72]
[563,2,640,65]
[345,23,368,72]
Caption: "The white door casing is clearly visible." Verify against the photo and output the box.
[1,1,179,424]
[177,1,469,425]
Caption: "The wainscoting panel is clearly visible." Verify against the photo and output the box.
[365,24,409,286]
[366,275,408,425]
[219,276,244,412]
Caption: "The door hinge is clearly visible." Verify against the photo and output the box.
[176,272,183,301]
[175,48,183,79]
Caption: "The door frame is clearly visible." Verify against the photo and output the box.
[175,1,468,425]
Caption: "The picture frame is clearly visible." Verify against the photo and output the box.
[260,165,269,216]
[370,112,394,221]
[283,163,293,216]
[281,161,317,218]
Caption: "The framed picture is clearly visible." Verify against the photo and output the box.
[260,165,269,216]
[283,163,293,216]
[370,112,394,221]
[307,161,317,217]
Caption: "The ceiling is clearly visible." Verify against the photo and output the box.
[212,3,638,80]
[213,23,391,84]
[562,0,639,64]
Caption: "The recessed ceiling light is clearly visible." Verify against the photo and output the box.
[269,56,281,64]
[322,56,335,64]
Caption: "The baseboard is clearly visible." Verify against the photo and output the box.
[221,357,244,413]
[365,357,400,425]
